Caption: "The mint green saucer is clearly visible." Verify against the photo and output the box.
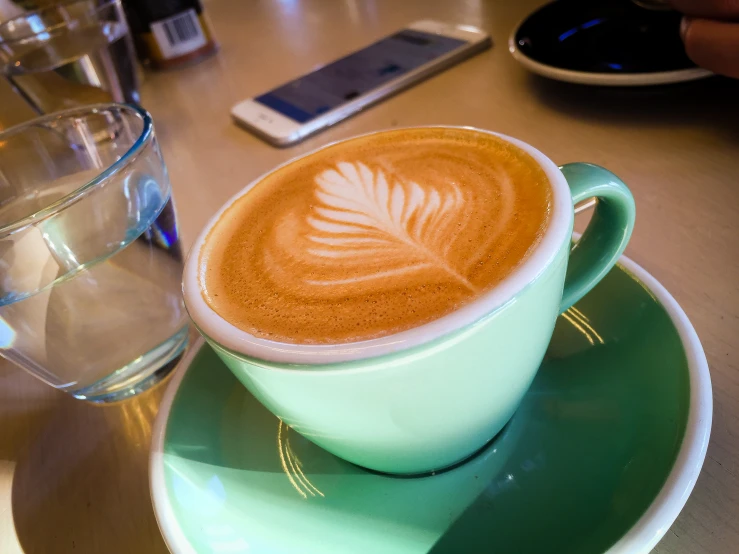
[150,257,711,554]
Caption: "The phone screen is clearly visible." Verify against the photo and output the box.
[254,29,467,123]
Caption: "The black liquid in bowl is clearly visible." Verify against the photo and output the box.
[514,0,697,74]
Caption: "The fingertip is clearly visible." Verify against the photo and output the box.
[680,18,739,78]
[679,16,692,41]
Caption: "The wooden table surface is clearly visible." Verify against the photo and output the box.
[1,0,737,552]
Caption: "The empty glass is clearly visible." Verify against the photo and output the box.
[0,104,188,402]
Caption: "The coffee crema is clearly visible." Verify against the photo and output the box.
[200,128,552,344]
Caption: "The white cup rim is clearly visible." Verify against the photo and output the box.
[183,126,574,364]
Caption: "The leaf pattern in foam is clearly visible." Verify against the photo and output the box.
[305,161,477,290]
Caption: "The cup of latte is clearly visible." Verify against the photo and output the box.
[183,127,635,474]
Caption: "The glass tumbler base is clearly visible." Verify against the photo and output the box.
[70,325,190,403]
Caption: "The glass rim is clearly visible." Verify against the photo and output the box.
[0,0,121,45]
[0,102,153,236]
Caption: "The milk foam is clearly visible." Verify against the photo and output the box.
[200,128,552,344]
[294,161,473,290]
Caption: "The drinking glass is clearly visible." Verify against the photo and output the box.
[0,103,189,402]
[0,0,139,115]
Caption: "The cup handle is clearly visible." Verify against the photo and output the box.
[559,163,636,312]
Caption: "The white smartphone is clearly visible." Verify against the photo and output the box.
[231,20,491,146]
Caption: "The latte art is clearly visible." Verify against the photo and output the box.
[289,161,475,291]
[200,128,552,344]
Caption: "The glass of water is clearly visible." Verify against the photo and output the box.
[0,104,188,402]
[0,0,139,115]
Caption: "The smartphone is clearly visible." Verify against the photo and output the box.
[231,20,491,146]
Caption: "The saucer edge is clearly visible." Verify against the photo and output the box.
[508,19,713,86]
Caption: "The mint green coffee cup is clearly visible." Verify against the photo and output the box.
[183,128,635,475]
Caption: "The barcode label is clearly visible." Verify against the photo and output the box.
[151,9,207,60]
